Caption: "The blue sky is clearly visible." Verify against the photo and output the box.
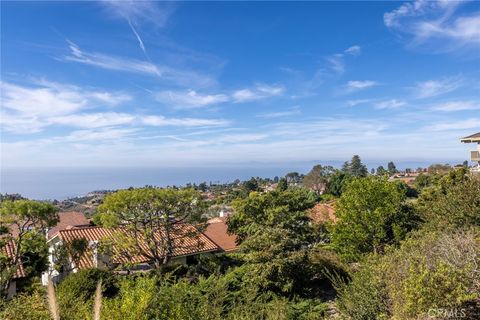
[1,0,480,169]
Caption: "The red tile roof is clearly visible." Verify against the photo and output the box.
[53,223,220,269]
[309,202,337,224]
[204,217,238,252]
[1,240,26,279]
[48,211,90,239]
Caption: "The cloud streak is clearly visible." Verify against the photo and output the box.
[0,80,229,134]
[414,76,462,99]
[256,106,301,119]
[384,1,480,53]
[155,90,229,109]
[344,80,378,93]
[64,41,216,87]
[431,101,480,112]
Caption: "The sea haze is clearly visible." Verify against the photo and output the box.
[1,166,310,200]
[2,161,435,200]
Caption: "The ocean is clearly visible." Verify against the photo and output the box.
[0,160,439,200]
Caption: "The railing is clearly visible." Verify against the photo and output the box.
[471,151,480,162]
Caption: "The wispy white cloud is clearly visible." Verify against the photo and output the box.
[50,112,136,129]
[346,99,377,107]
[424,118,480,132]
[101,1,174,55]
[64,41,216,87]
[326,54,346,74]
[431,100,480,112]
[344,45,361,55]
[102,0,174,29]
[0,79,229,134]
[256,106,301,119]
[1,80,131,112]
[0,80,132,134]
[62,127,140,142]
[155,90,229,109]
[232,84,284,103]
[374,99,406,109]
[414,76,462,98]
[326,45,362,74]
[384,1,480,53]
[141,115,229,127]
[345,80,378,93]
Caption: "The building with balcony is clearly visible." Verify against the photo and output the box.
[461,132,480,172]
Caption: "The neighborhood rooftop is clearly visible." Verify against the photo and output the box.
[47,211,91,239]
[51,224,220,269]
[461,132,480,143]
[204,217,238,252]
[1,241,26,279]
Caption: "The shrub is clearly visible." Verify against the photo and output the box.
[56,268,118,320]
[333,258,390,320]
[0,289,50,320]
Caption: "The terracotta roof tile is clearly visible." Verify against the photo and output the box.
[309,202,337,224]
[204,217,238,252]
[54,223,220,269]
[48,211,90,239]
[1,240,26,279]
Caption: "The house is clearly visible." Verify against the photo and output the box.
[42,223,220,284]
[203,217,238,252]
[1,240,26,298]
[47,211,91,239]
[461,132,480,172]
[309,202,337,224]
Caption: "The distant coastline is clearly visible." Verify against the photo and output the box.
[0,161,456,200]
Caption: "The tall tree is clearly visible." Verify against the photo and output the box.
[325,171,353,197]
[285,172,301,185]
[243,178,259,193]
[96,188,206,268]
[329,177,419,262]
[387,161,398,175]
[302,165,335,194]
[376,166,387,176]
[351,155,368,177]
[0,200,58,296]
[343,155,368,177]
[228,188,317,243]
[276,178,288,191]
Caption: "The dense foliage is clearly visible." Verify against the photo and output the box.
[1,162,479,319]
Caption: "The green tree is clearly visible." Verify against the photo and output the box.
[302,165,334,194]
[228,189,317,242]
[243,177,259,193]
[52,238,89,274]
[343,155,368,177]
[276,178,288,191]
[417,173,479,230]
[387,161,397,175]
[0,200,58,297]
[413,173,432,192]
[329,177,419,262]
[95,188,206,268]
[285,172,301,185]
[376,166,387,176]
[325,171,353,197]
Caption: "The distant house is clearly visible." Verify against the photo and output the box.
[461,132,480,172]
[309,202,337,224]
[47,211,91,239]
[1,240,26,298]
[204,217,238,252]
[42,223,220,284]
